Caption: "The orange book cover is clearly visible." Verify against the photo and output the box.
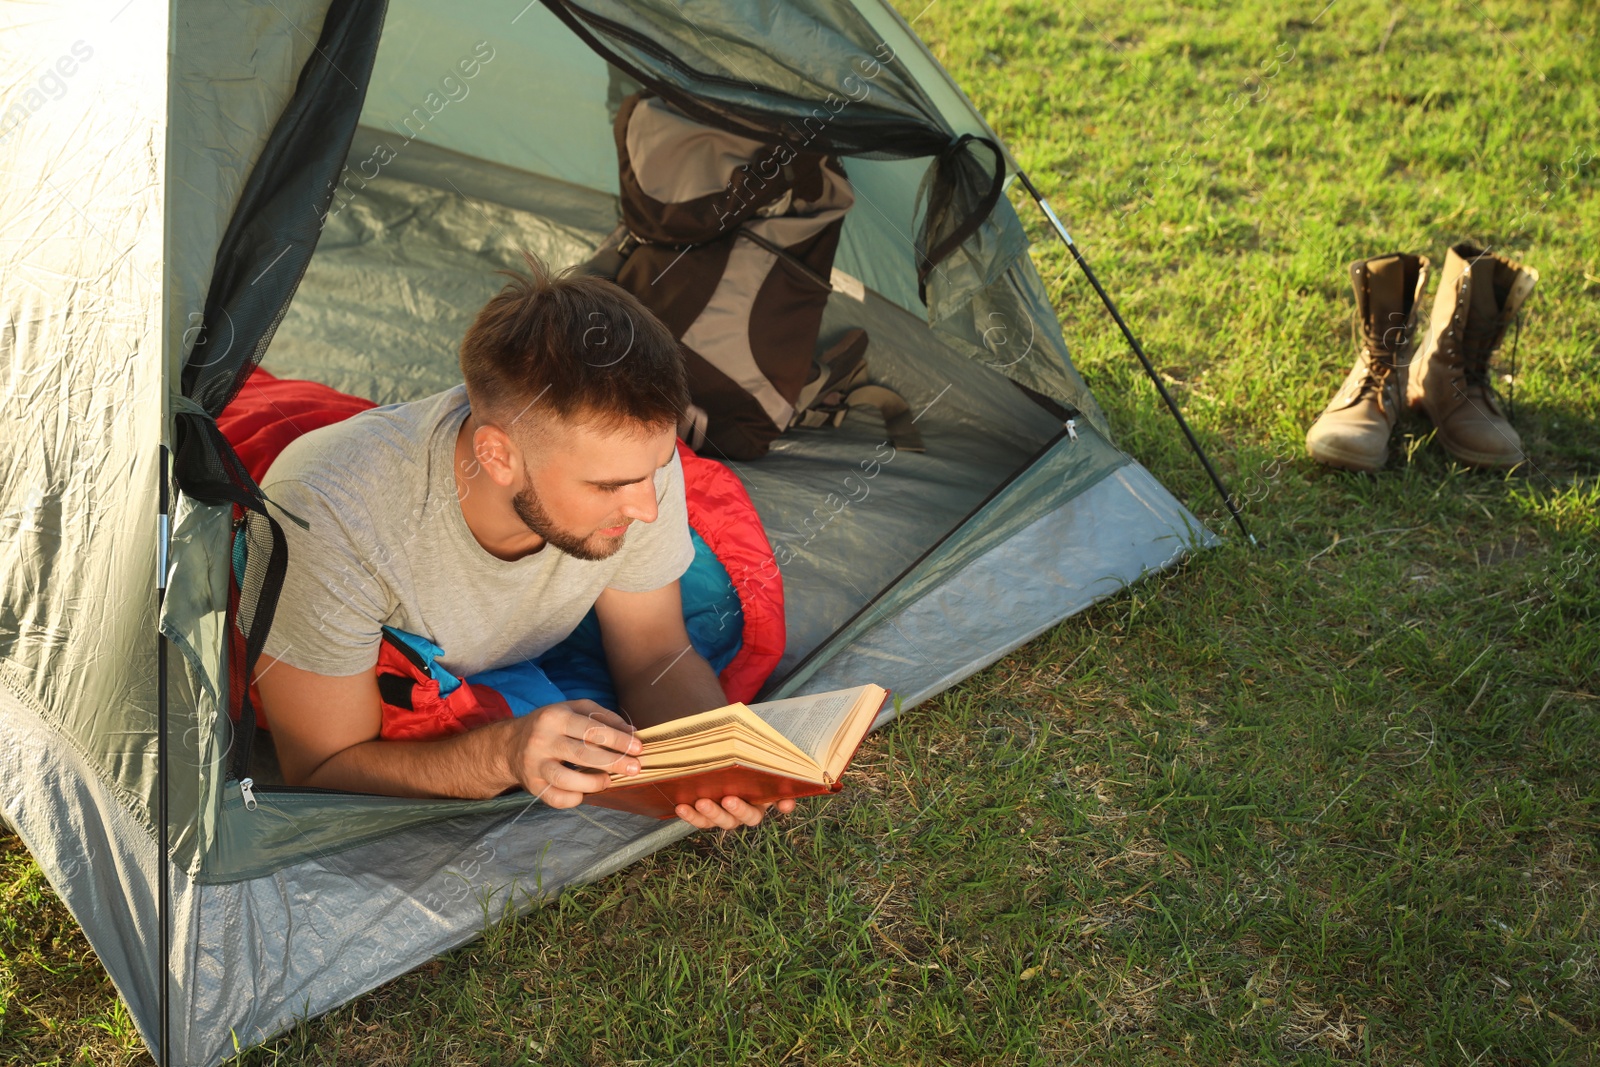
[585,688,890,820]
[583,767,843,819]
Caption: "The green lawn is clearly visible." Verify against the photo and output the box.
[4,1,1597,1063]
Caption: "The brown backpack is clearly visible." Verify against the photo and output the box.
[579,92,922,460]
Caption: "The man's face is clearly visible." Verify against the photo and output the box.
[511,416,678,561]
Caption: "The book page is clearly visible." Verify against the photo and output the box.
[749,686,871,766]
[629,704,812,775]
[637,712,745,745]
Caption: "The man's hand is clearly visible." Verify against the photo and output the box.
[593,583,798,830]
[673,796,798,831]
[512,704,801,828]
[507,700,643,807]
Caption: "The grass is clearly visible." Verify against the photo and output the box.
[3,0,1597,1063]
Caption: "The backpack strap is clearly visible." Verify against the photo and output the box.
[840,384,925,454]
[790,328,926,453]
[677,402,710,451]
[793,327,869,420]
[571,222,638,281]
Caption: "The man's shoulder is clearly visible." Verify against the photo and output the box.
[260,385,466,504]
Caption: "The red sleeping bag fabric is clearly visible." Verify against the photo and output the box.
[216,367,785,729]
[372,629,519,741]
[671,440,786,701]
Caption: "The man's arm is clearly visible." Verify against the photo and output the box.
[594,581,796,829]
[253,653,642,802]
[595,581,727,730]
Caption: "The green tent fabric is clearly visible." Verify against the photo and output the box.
[0,1,1214,1062]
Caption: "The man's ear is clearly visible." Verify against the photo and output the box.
[466,422,523,488]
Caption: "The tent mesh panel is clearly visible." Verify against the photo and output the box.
[542,0,1006,293]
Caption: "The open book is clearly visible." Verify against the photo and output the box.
[584,684,890,819]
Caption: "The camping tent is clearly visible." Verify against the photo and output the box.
[0,0,1214,1062]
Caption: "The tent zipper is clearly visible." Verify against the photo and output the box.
[236,779,474,800]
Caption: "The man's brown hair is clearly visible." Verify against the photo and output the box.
[459,252,688,436]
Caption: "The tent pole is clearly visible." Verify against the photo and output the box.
[156,443,171,1067]
[1014,172,1258,548]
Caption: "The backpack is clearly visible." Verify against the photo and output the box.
[579,92,922,460]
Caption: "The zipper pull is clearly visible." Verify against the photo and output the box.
[240,777,258,811]
[1065,418,1078,441]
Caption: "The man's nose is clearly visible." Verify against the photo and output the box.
[619,481,658,524]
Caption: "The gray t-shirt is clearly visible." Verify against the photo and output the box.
[256,384,695,679]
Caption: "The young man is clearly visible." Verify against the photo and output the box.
[250,261,793,832]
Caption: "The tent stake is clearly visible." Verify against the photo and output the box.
[157,444,171,1067]
[1015,172,1257,548]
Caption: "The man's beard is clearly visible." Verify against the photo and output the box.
[512,473,627,562]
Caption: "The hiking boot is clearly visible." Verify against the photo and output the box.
[1406,242,1538,469]
[1306,252,1430,472]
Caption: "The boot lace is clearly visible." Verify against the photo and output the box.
[1354,353,1395,408]
[1352,313,1406,410]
